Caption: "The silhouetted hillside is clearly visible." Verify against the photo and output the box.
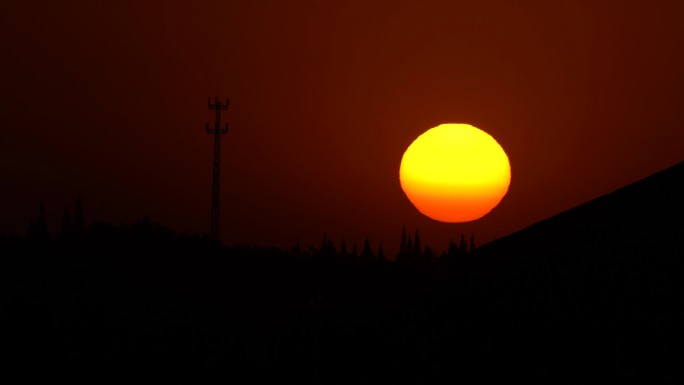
[479,159,683,256]
[440,160,684,381]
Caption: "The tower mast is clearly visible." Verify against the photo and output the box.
[206,96,229,239]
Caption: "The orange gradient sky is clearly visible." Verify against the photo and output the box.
[1,1,683,255]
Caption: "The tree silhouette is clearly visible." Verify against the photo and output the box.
[414,228,422,259]
[74,194,84,234]
[399,226,407,257]
[424,244,435,262]
[27,202,49,241]
[361,237,374,260]
[447,238,459,258]
[406,235,413,258]
[340,238,348,257]
[397,227,432,265]
[292,239,302,257]
[350,242,358,259]
[319,234,336,257]
[60,204,72,238]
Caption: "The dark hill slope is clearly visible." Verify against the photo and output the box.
[439,160,684,381]
[479,159,683,260]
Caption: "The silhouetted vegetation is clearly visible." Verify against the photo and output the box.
[1,161,683,381]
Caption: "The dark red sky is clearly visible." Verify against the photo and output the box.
[2,1,683,256]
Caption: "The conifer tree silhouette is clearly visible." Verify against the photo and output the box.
[447,239,458,258]
[459,233,467,252]
[361,238,374,260]
[399,226,407,259]
[350,243,358,259]
[74,194,84,234]
[60,204,72,238]
[414,228,422,259]
[292,239,302,257]
[320,234,328,255]
[340,238,348,257]
[319,234,335,257]
[424,244,435,262]
[327,238,336,256]
[38,203,47,235]
[27,202,49,241]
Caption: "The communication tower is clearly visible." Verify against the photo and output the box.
[206,96,229,239]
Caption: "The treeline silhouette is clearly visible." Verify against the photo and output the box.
[4,201,477,381]
[2,160,683,381]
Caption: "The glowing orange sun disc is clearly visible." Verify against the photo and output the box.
[399,123,511,222]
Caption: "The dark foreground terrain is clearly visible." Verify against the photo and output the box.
[2,161,683,382]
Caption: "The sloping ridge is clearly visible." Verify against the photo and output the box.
[479,159,684,259]
[452,160,684,381]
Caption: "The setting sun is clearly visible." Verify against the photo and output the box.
[400,123,511,222]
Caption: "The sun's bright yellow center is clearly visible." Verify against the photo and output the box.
[399,123,511,222]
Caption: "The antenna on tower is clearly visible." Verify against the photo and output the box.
[205,96,229,240]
